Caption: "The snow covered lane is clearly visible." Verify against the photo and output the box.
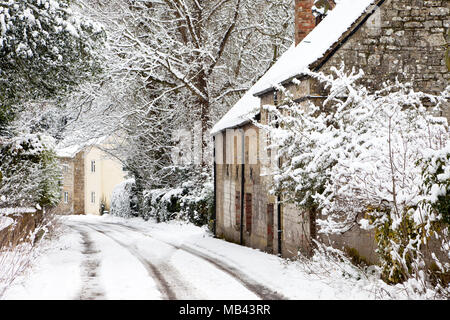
[74,220,261,300]
[4,215,420,300]
[5,215,272,300]
[67,222,162,300]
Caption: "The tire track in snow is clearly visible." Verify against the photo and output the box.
[100,222,287,300]
[83,224,200,300]
[71,227,105,300]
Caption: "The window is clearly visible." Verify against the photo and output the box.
[273,90,278,106]
[62,164,69,173]
[64,192,69,204]
[267,133,272,158]
[91,192,96,204]
[91,160,96,173]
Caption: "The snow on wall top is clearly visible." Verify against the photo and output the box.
[0,207,37,215]
[253,0,375,95]
[211,0,375,135]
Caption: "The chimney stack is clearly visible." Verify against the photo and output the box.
[295,0,316,46]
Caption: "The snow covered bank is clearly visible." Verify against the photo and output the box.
[2,225,84,300]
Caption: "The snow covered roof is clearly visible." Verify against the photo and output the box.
[56,136,107,158]
[56,144,82,158]
[253,0,376,95]
[210,73,280,135]
[211,0,376,134]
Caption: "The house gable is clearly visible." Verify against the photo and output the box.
[257,0,449,120]
[252,0,378,97]
[319,0,449,100]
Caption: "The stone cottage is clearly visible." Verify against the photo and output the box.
[211,0,449,261]
[55,137,127,215]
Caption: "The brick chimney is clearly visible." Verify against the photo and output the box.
[295,0,316,46]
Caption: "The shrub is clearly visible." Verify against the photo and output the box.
[259,66,449,295]
[110,179,138,218]
[0,133,62,208]
[417,146,450,225]
[141,181,214,228]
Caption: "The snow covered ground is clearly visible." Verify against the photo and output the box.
[1,214,429,300]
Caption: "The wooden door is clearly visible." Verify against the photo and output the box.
[245,193,252,233]
[267,203,274,252]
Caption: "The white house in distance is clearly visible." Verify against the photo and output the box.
[55,137,127,215]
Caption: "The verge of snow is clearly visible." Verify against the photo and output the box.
[2,227,84,300]
[0,216,14,231]
[0,207,37,215]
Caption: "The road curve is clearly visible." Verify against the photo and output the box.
[90,221,287,300]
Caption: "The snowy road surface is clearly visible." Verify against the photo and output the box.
[66,219,280,300]
[3,215,403,300]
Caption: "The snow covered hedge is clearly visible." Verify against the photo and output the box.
[0,133,61,208]
[142,180,214,228]
[417,146,450,226]
[259,65,449,295]
[110,179,138,218]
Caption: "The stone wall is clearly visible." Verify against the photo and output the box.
[73,151,85,215]
[214,121,307,256]
[54,157,75,215]
[319,0,449,119]
[214,92,313,258]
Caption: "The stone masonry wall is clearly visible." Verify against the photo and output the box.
[54,158,74,215]
[255,0,448,262]
[73,151,85,215]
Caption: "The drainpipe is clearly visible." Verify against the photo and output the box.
[213,135,217,237]
[239,128,245,246]
[277,154,282,256]
[274,90,282,256]
[277,193,282,256]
